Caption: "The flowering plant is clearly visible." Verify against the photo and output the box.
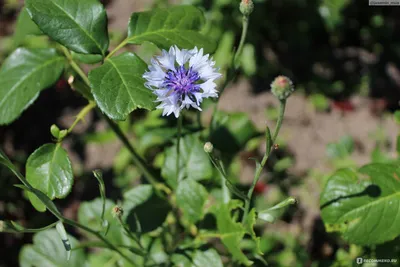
[0,0,300,266]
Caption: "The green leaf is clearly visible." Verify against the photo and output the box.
[26,0,109,55]
[127,6,216,53]
[89,52,156,120]
[211,201,253,266]
[26,144,73,212]
[14,7,42,46]
[124,187,171,233]
[176,179,208,225]
[71,51,103,64]
[193,249,224,267]
[211,111,258,154]
[78,198,127,245]
[19,229,85,267]
[320,164,400,245]
[0,48,65,125]
[326,135,354,159]
[162,134,213,189]
[244,209,262,255]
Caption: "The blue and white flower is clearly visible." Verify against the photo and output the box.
[143,46,221,118]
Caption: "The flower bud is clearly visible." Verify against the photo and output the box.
[112,206,124,218]
[203,142,214,153]
[270,75,294,100]
[50,124,60,139]
[240,0,254,16]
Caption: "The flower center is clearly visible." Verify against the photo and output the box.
[164,66,200,96]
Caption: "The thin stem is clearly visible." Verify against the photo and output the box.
[105,39,128,60]
[101,114,164,198]
[209,14,250,132]
[176,115,183,183]
[241,99,286,224]
[61,46,91,86]
[67,101,96,134]
[63,218,137,266]
[1,221,59,233]
[233,16,249,69]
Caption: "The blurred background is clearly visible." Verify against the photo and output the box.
[1,0,400,266]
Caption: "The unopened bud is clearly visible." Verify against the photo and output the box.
[112,206,124,218]
[271,75,294,100]
[50,124,60,139]
[240,0,254,16]
[204,142,213,153]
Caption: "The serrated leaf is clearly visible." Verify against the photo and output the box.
[89,52,156,120]
[0,48,65,125]
[19,229,85,267]
[176,179,208,225]
[211,201,253,266]
[25,0,109,55]
[244,209,262,255]
[162,134,213,189]
[320,164,400,245]
[26,144,73,212]
[127,6,216,53]
[14,7,42,45]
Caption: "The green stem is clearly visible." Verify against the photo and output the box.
[101,114,164,198]
[233,16,249,69]
[63,218,137,266]
[1,221,59,233]
[67,101,96,134]
[105,39,128,60]
[241,99,286,224]
[209,14,250,132]
[61,46,91,86]
[176,115,183,183]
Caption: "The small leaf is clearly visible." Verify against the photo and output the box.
[127,6,216,53]
[0,48,65,125]
[244,209,262,255]
[258,197,297,223]
[162,134,213,189]
[26,0,109,55]
[193,249,224,267]
[89,52,156,120]
[211,201,253,266]
[14,7,42,45]
[320,164,400,245]
[26,144,73,212]
[19,229,85,267]
[176,179,208,225]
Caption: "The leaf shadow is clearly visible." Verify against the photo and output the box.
[320,184,381,210]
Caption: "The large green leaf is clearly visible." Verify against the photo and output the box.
[211,201,253,266]
[320,164,400,245]
[193,249,224,267]
[162,134,213,189]
[14,7,42,45]
[26,144,73,212]
[0,48,64,125]
[127,6,216,53]
[123,186,171,233]
[25,0,109,55]
[176,179,208,225]
[19,229,85,267]
[89,52,156,120]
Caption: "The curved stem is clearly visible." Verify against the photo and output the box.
[233,16,249,69]
[241,99,286,224]
[67,101,96,134]
[105,39,129,60]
